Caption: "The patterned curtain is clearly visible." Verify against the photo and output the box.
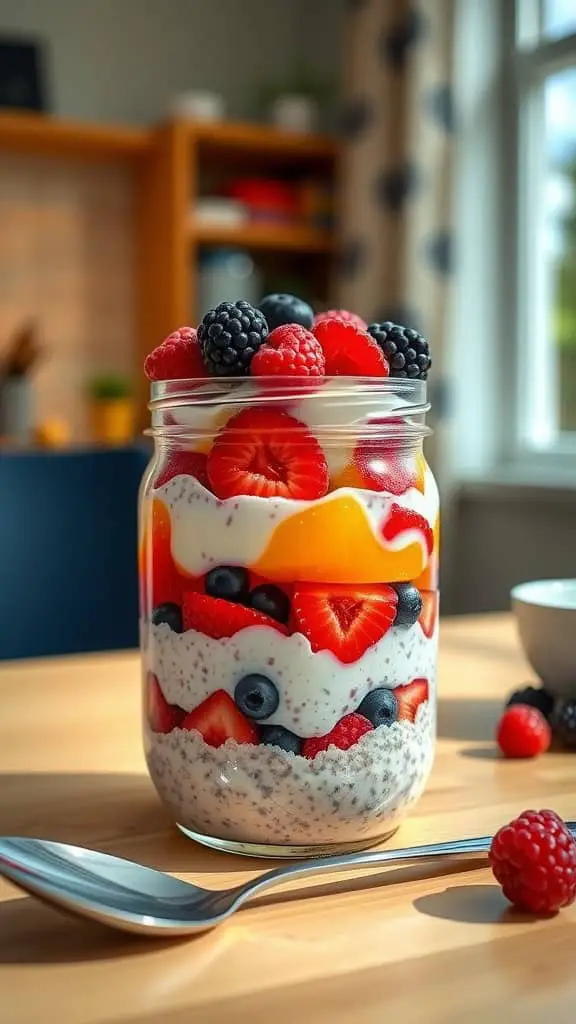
[336,0,456,456]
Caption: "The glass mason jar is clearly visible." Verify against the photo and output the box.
[140,377,439,858]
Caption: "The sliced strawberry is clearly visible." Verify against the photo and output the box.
[395,678,429,722]
[182,591,289,638]
[182,690,258,747]
[419,591,438,638]
[303,712,373,759]
[144,326,207,381]
[207,407,329,500]
[147,673,182,733]
[313,318,389,377]
[292,583,398,664]
[381,503,434,556]
[154,450,209,489]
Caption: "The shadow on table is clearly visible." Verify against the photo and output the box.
[437,697,503,741]
[414,883,542,925]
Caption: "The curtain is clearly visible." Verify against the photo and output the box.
[336,0,455,433]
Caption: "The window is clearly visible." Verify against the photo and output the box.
[513,0,576,454]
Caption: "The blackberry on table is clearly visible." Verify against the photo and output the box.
[551,698,576,749]
[198,299,268,376]
[368,322,431,380]
[506,685,554,720]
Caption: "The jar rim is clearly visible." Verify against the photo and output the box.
[149,375,428,409]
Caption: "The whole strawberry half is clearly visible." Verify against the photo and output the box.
[303,712,373,759]
[395,678,429,722]
[182,690,258,748]
[207,406,329,500]
[144,326,208,382]
[182,592,289,639]
[292,582,398,664]
[313,318,389,377]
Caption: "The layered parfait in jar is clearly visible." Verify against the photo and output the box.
[140,295,439,856]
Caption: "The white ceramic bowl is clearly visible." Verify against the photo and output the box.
[511,579,576,697]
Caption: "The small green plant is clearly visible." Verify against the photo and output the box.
[87,373,133,401]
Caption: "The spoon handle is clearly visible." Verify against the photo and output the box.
[238,821,576,905]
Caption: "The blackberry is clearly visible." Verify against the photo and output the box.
[198,299,268,376]
[367,321,431,380]
[506,685,555,721]
[259,293,313,331]
[551,698,576,749]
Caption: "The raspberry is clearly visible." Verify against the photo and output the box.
[251,324,326,377]
[551,698,576,748]
[313,309,368,331]
[198,300,268,376]
[506,685,554,720]
[368,322,431,380]
[303,712,373,759]
[496,704,551,758]
[144,327,207,381]
[313,318,390,376]
[153,450,209,489]
[489,809,576,913]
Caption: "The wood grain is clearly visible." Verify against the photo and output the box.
[1,616,576,1024]
[0,112,151,161]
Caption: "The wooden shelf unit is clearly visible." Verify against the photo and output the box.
[0,111,152,161]
[191,220,334,254]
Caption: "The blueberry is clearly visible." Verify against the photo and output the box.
[259,724,302,754]
[151,602,183,633]
[258,293,314,331]
[357,687,398,727]
[393,583,423,627]
[234,674,279,720]
[205,566,249,602]
[249,584,291,624]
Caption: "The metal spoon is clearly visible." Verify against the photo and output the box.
[2,827,573,937]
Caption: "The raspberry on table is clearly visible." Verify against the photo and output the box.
[551,698,576,748]
[198,300,268,376]
[489,809,576,913]
[251,324,326,377]
[496,704,551,758]
[368,322,431,380]
[144,326,207,381]
[506,685,555,720]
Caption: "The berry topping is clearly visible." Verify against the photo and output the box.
[259,293,314,331]
[251,324,326,377]
[313,318,390,377]
[496,704,551,758]
[292,583,398,664]
[144,326,207,382]
[357,687,398,727]
[151,602,183,633]
[489,809,576,913]
[182,592,288,639]
[349,439,425,496]
[303,712,373,759]
[249,584,291,624]
[234,674,279,720]
[506,685,555,720]
[259,724,302,754]
[147,673,182,733]
[368,322,431,380]
[198,300,268,376]
[145,500,184,609]
[381,503,434,557]
[205,566,249,603]
[418,590,438,638]
[313,309,368,331]
[551,699,576,748]
[393,583,423,628]
[395,678,429,722]
[182,689,258,748]
[207,407,329,500]
[154,450,209,489]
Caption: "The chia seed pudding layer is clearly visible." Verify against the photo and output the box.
[145,702,434,846]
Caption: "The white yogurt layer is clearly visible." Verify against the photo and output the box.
[147,618,437,735]
[155,473,438,579]
[145,700,434,846]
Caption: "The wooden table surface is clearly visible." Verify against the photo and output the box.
[2,615,576,1024]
